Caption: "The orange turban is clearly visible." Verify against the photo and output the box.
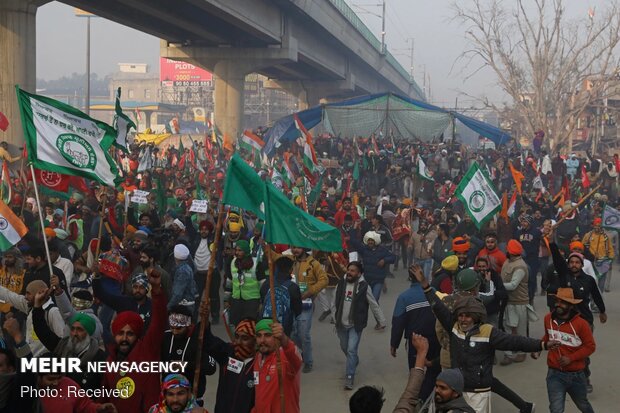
[569,241,585,252]
[44,227,56,238]
[452,237,470,253]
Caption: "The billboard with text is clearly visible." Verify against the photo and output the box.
[159,58,212,86]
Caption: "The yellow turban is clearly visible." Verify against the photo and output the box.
[441,255,459,272]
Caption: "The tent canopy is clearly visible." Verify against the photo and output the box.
[263,93,511,154]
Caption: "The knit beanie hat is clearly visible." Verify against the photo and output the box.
[437,369,465,395]
[568,252,584,264]
[452,295,487,323]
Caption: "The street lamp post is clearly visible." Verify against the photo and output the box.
[85,15,90,115]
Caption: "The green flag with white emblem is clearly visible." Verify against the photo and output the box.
[15,86,121,187]
[454,162,501,229]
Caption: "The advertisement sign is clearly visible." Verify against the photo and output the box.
[159,58,212,86]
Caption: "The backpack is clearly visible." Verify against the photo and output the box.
[262,280,293,329]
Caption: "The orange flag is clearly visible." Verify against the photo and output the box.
[500,191,508,219]
[509,161,525,195]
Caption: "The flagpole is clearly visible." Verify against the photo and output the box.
[29,164,54,276]
[265,243,286,413]
[553,184,601,228]
[192,201,226,398]
[94,193,107,258]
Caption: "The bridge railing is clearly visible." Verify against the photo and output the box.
[326,0,425,99]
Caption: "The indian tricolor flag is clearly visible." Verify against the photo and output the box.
[293,114,318,175]
[0,200,28,251]
[239,130,265,154]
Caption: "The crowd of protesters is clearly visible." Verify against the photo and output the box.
[0,128,617,413]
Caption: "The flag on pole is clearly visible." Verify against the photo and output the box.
[602,205,620,231]
[293,114,318,179]
[0,111,8,132]
[1,162,11,204]
[508,161,525,194]
[283,153,297,186]
[239,130,265,154]
[112,87,136,153]
[507,191,517,217]
[222,154,266,219]
[0,200,28,251]
[417,155,434,181]
[581,164,590,189]
[15,86,121,187]
[454,162,502,229]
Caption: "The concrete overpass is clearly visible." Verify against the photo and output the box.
[1,0,425,145]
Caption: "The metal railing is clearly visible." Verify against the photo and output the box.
[326,0,425,99]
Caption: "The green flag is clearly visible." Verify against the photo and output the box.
[113,87,136,153]
[222,154,265,219]
[155,176,167,214]
[307,173,324,209]
[15,86,121,187]
[417,155,434,181]
[264,181,342,251]
[455,162,501,229]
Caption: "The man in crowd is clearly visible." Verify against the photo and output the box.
[253,319,302,413]
[541,288,595,413]
[169,244,198,316]
[476,233,506,273]
[148,374,206,413]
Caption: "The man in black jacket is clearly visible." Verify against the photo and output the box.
[334,261,382,391]
[21,245,68,296]
[204,319,256,413]
[161,305,216,406]
[410,264,559,413]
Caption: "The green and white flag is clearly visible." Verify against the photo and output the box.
[418,155,434,181]
[16,86,122,187]
[113,87,136,153]
[455,162,501,229]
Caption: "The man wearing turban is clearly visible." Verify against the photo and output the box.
[32,287,107,392]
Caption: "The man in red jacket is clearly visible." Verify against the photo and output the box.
[252,319,302,413]
[102,269,167,413]
[541,288,595,413]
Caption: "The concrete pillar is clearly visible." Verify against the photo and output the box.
[213,60,250,145]
[0,0,41,146]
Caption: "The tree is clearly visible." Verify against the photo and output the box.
[454,0,620,151]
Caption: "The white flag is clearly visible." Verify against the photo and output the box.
[455,162,501,229]
[16,86,121,187]
[602,205,620,231]
[418,155,434,181]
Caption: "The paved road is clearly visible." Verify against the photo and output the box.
[205,266,620,412]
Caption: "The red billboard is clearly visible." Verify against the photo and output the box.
[159,57,212,86]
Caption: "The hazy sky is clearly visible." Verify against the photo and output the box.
[36,0,609,107]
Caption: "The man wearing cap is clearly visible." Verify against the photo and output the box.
[227,240,263,326]
[205,318,257,413]
[582,217,615,292]
[540,288,596,413]
[431,255,459,294]
[391,334,475,413]
[410,264,560,413]
[253,319,302,413]
[170,244,199,316]
[149,373,206,413]
[161,305,216,406]
[500,239,530,365]
[548,237,606,393]
[101,269,167,413]
[32,287,106,392]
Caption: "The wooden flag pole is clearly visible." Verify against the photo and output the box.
[94,192,107,258]
[192,202,226,397]
[265,244,286,413]
[29,164,54,276]
[553,184,601,228]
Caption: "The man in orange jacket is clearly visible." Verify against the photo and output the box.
[541,288,595,413]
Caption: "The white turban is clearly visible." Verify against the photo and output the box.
[174,244,190,260]
[363,231,381,246]
[172,218,186,230]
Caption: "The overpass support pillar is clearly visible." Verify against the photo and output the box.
[0,0,42,147]
[212,60,249,147]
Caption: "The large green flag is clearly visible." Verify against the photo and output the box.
[222,154,342,251]
[113,87,136,153]
[222,154,265,219]
[307,173,324,209]
[264,181,342,251]
[15,86,121,187]
[455,162,501,229]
